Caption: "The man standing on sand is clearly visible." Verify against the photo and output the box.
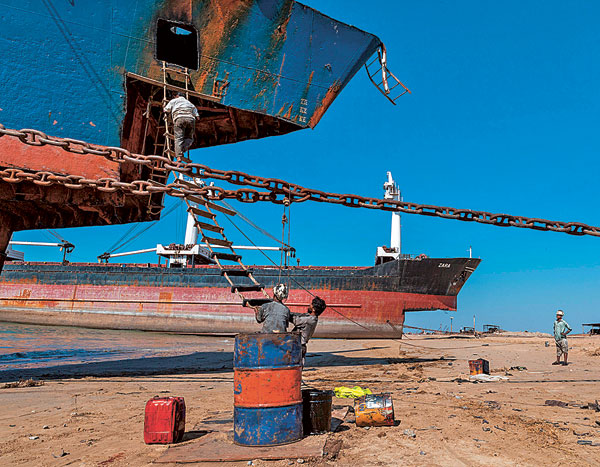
[255,284,291,332]
[553,309,572,366]
[291,296,326,366]
[163,92,199,159]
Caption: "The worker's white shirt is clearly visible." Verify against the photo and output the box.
[164,96,199,122]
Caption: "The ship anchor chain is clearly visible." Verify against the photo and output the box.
[1,123,600,238]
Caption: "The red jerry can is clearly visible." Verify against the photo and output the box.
[143,396,186,444]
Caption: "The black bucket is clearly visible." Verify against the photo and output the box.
[302,389,333,435]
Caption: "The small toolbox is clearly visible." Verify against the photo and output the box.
[468,358,490,375]
[143,396,186,444]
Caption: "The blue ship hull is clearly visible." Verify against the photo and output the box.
[0,0,382,147]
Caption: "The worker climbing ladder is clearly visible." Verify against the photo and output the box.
[177,177,273,308]
[151,62,273,308]
[145,62,194,214]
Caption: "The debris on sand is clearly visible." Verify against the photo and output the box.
[323,439,343,460]
[586,401,600,412]
[451,377,470,383]
[484,401,502,410]
[470,374,508,382]
[576,440,600,446]
[545,400,568,408]
[52,449,69,458]
[586,347,600,357]
[2,379,44,389]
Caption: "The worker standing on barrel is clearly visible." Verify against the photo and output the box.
[291,297,326,366]
[255,284,291,332]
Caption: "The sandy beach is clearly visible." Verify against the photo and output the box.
[1,333,599,466]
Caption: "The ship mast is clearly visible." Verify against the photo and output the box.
[157,209,201,267]
[375,171,402,265]
[384,171,401,254]
[184,210,199,247]
[156,177,214,268]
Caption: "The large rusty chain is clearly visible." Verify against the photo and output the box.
[1,124,600,238]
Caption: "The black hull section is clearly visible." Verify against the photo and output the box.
[0,258,481,297]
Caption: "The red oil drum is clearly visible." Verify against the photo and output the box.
[234,366,301,407]
[233,332,303,446]
[144,396,186,444]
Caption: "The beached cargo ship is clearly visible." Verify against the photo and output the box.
[0,172,480,338]
[0,1,479,337]
[0,257,480,338]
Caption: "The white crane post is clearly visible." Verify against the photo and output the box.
[184,210,198,246]
[178,171,200,248]
[384,171,401,254]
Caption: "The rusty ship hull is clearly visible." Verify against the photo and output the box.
[0,0,395,267]
[0,1,479,338]
[0,258,480,338]
[1,0,382,148]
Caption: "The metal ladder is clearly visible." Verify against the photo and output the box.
[145,62,194,214]
[159,63,272,308]
[178,177,273,308]
[144,87,170,215]
[365,44,411,105]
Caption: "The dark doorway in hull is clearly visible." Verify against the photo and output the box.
[156,19,199,70]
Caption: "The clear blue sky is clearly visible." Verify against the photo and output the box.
[12,1,600,334]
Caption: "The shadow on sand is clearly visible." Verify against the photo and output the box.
[0,347,452,383]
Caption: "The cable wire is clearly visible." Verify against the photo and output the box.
[104,201,180,254]
[212,200,519,351]
[46,229,66,243]
[220,200,293,249]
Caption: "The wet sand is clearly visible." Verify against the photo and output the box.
[1,334,599,466]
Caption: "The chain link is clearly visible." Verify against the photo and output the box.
[2,123,600,238]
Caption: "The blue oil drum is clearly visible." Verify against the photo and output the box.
[233,332,303,446]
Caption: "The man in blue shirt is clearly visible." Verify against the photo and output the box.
[291,296,327,366]
[553,310,572,366]
[255,284,291,333]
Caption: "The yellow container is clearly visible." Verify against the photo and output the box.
[354,394,394,427]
